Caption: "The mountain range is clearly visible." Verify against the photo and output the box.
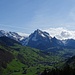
[0,29,75,50]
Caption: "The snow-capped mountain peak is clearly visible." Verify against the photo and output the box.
[32,29,52,39]
[21,29,52,46]
[21,29,61,50]
[0,30,28,41]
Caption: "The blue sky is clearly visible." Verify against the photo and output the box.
[0,0,75,33]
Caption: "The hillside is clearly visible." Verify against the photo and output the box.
[0,41,14,75]
[3,45,62,75]
[0,36,21,46]
[0,37,63,75]
[0,36,75,75]
[0,37,60,75]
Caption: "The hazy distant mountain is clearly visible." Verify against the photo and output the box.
[64,39,75,49]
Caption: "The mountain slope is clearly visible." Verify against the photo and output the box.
[0,41,14,74]
[66,55,75,68]
[0,36,21,46]
[64,39,75,49]
[5,45,68,75]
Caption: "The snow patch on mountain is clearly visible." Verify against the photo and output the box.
[41,33,46,37]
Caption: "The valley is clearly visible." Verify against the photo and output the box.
[0,29,75,75]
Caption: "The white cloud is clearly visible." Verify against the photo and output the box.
[43,27,75,40]
[60,31,71,37]
[17,32,29,37]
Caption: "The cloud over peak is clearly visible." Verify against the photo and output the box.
[44,27,75,40]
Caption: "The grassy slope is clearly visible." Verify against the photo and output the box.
[1,44,75,75]
[0,44,14,75]
[0,37,75,75]
[1,44,60,75]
